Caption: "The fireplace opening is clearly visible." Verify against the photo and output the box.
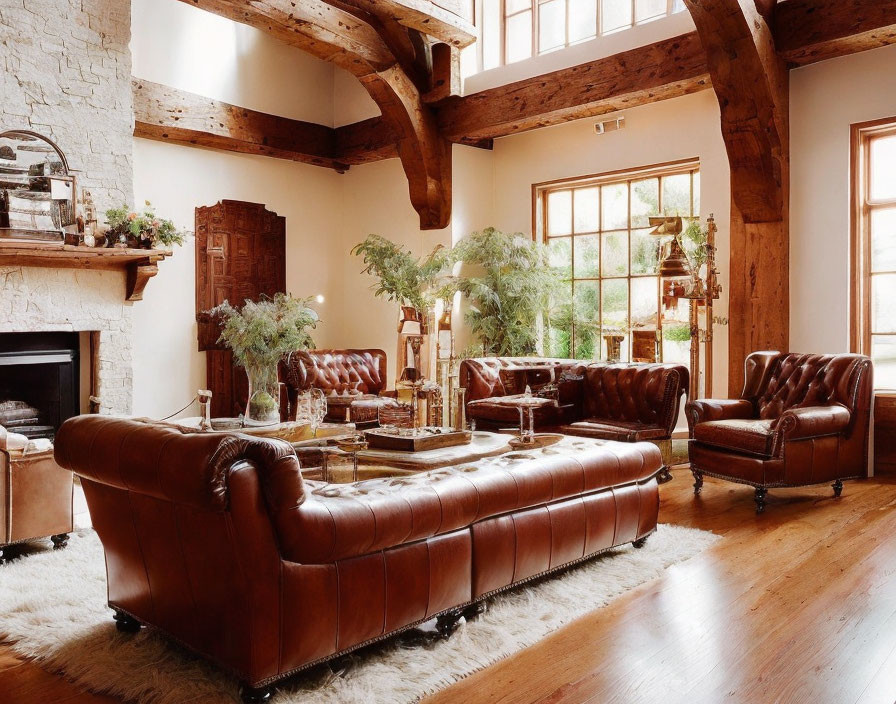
[0,332,80,440]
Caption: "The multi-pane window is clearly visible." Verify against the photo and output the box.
[473,0,687,73]
[852,119,896,388]
[535,161,699,362]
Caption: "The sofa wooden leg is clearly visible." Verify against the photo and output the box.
[632,536,649,549]
[113,610,141,633]
[754,487,768,514]
[240,683,273,703]
[833,479,844,498]
[692,470,703,495]
[657,467,673,484]
[50,533,69,549]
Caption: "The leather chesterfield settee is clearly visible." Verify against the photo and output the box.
[687,351,873,513]
[460,357,689,464]
[54,415,663,702]
[459,357,587,429]
[283,348,396,425]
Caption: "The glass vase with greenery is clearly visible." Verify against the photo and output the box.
[211,294,319,425]
[450,228,560,357]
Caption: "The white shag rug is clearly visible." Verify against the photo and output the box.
[0,525,718,704]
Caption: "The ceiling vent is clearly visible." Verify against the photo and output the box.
[594,115,625,134]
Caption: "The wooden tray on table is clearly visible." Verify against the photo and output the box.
[363,428,471,452]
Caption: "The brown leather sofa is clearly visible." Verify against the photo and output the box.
[54,415,663,702]
[282,349,396,425]
[461,358,689,464]
[687,351,873,513]
[459,357,586,429]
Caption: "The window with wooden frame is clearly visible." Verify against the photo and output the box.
[534,159,699,362]
[473,0,687,73]
[852,118,896,389]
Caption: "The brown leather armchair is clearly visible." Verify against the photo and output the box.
[282,349,397,426]
[54,415,662,702]
[0,448,72,559]
[687,351,873,512]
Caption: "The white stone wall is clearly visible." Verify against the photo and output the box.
[0,0,135,415]
[0,267,133,414]
[0,0,133,211]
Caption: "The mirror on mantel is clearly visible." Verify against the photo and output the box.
[0,129,76,243]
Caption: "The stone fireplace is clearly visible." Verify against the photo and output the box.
[0,0,136,416]
[0,332,81,439]
[0,266,133,416]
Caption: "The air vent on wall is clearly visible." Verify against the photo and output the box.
[594,114,625,134]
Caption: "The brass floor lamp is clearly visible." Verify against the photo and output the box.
[652,215,722,400]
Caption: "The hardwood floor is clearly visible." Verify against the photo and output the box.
[3,470,896,704]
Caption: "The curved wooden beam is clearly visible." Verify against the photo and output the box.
[684,0,787,224]
[684,0,789,395]
[178,0,452,229]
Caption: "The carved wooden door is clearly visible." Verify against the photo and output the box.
[195,200,285,418]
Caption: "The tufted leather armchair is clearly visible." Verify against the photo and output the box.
[687,351,873,513]
[282,349,397,425]
[54,415,662,702]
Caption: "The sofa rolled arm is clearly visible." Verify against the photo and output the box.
[775,404,851,442]
[686,398,754,435]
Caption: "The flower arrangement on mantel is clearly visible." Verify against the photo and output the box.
[210,293,319,424]
[105,201,186,249]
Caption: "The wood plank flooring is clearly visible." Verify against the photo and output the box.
[3,470,896,704]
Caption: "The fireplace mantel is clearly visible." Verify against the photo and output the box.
[0,242,170,302]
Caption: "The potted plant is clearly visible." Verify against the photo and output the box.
[449,228,560,356]
[105,201,186,249]
[351,234,451,321]
[210,293,319,425]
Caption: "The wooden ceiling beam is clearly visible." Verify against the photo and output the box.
[132,79,348,171]
[773,0,896,66]
[338,0,476,48]
[179,0,453,229]
[683,0,789,395]
[437,33,711,143]
[335,117,400,164]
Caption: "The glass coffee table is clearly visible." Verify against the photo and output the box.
[293,431,512,483]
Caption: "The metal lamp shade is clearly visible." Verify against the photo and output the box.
[659,237,691,278]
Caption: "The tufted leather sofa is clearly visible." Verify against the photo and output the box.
[54,415,662,702]
[687,351,873,512]
[459,357,587,429]
[461,358,689,459]
[282,349,396,425]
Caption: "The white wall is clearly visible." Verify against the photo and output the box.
[790,43,896,354]
[131,0,335,125]
[129,0,343,418]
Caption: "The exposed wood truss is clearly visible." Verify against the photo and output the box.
[160,0,896,232]
[774,0,896,66]
[132,79,347,171]
[338,0,475,48]
[438,32,711,143]
[177,0,454,229]
[684,0,789,395]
